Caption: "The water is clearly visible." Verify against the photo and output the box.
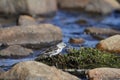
[0,50,42,70]
[47,11,101,47]
[0,10,120,71]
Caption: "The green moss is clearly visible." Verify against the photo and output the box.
[35,47,120,69]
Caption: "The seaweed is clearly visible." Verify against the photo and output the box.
[35,47,120,69]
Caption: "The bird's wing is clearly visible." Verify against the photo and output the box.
[41,45,58,56]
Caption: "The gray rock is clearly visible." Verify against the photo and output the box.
[0,24,62,49]
[0,45,33,58]
[0,61,80,80]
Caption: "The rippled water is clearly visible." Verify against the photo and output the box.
[0,10,120,71]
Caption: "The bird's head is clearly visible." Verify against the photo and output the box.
[57,42,66,48]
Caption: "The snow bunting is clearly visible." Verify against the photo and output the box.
[41,42,66,57]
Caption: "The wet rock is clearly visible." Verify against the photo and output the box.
[58,0,120,14]
[96,35,120,53]
[0,61,80,80]
[18,15,37,26]
[69,38,85,44]
[0,24,62,49]
[0,0,57,16]
[0,45,33,58]
[87,68,120,80]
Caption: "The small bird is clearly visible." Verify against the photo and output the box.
[41,42,66,57]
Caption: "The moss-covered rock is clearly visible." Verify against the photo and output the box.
[35,47,120,69]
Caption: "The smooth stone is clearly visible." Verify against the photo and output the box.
[69,38,85,44]
[85,27,120,35]
[96,35,120,53]
[0,45,33,58]
[85,27,120,40]
[0,61,80,80]
[58,0,120,14]
[87,68,120,80]
[18,15,37,26]
[0,24,62,49]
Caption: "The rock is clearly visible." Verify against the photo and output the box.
[85,27,120,40]
[0,61,80,80]
[87,68,120,80]
[0,68,4,75]
[85,27,120,35]
[0,45,33,58]
[58,0,89,8]
[96,35,120,53]
[0,24,62,49]
[75,19,88,25]
[0,24,62,48]
[18,15,37,26]
[0,0,57,16]
[58,0,120,14]
[69,38,85,44]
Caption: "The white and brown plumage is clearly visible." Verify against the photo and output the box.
[41,42,66,57]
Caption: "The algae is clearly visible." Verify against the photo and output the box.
[35,47,120,69]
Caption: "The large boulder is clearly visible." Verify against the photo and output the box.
[0,24,62,49]
[0,61,80,80]
[87,68,120,80]
[0,45,33,58]
[58,0,120,14]
[96,35,120,53]
[0,0,57,16]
